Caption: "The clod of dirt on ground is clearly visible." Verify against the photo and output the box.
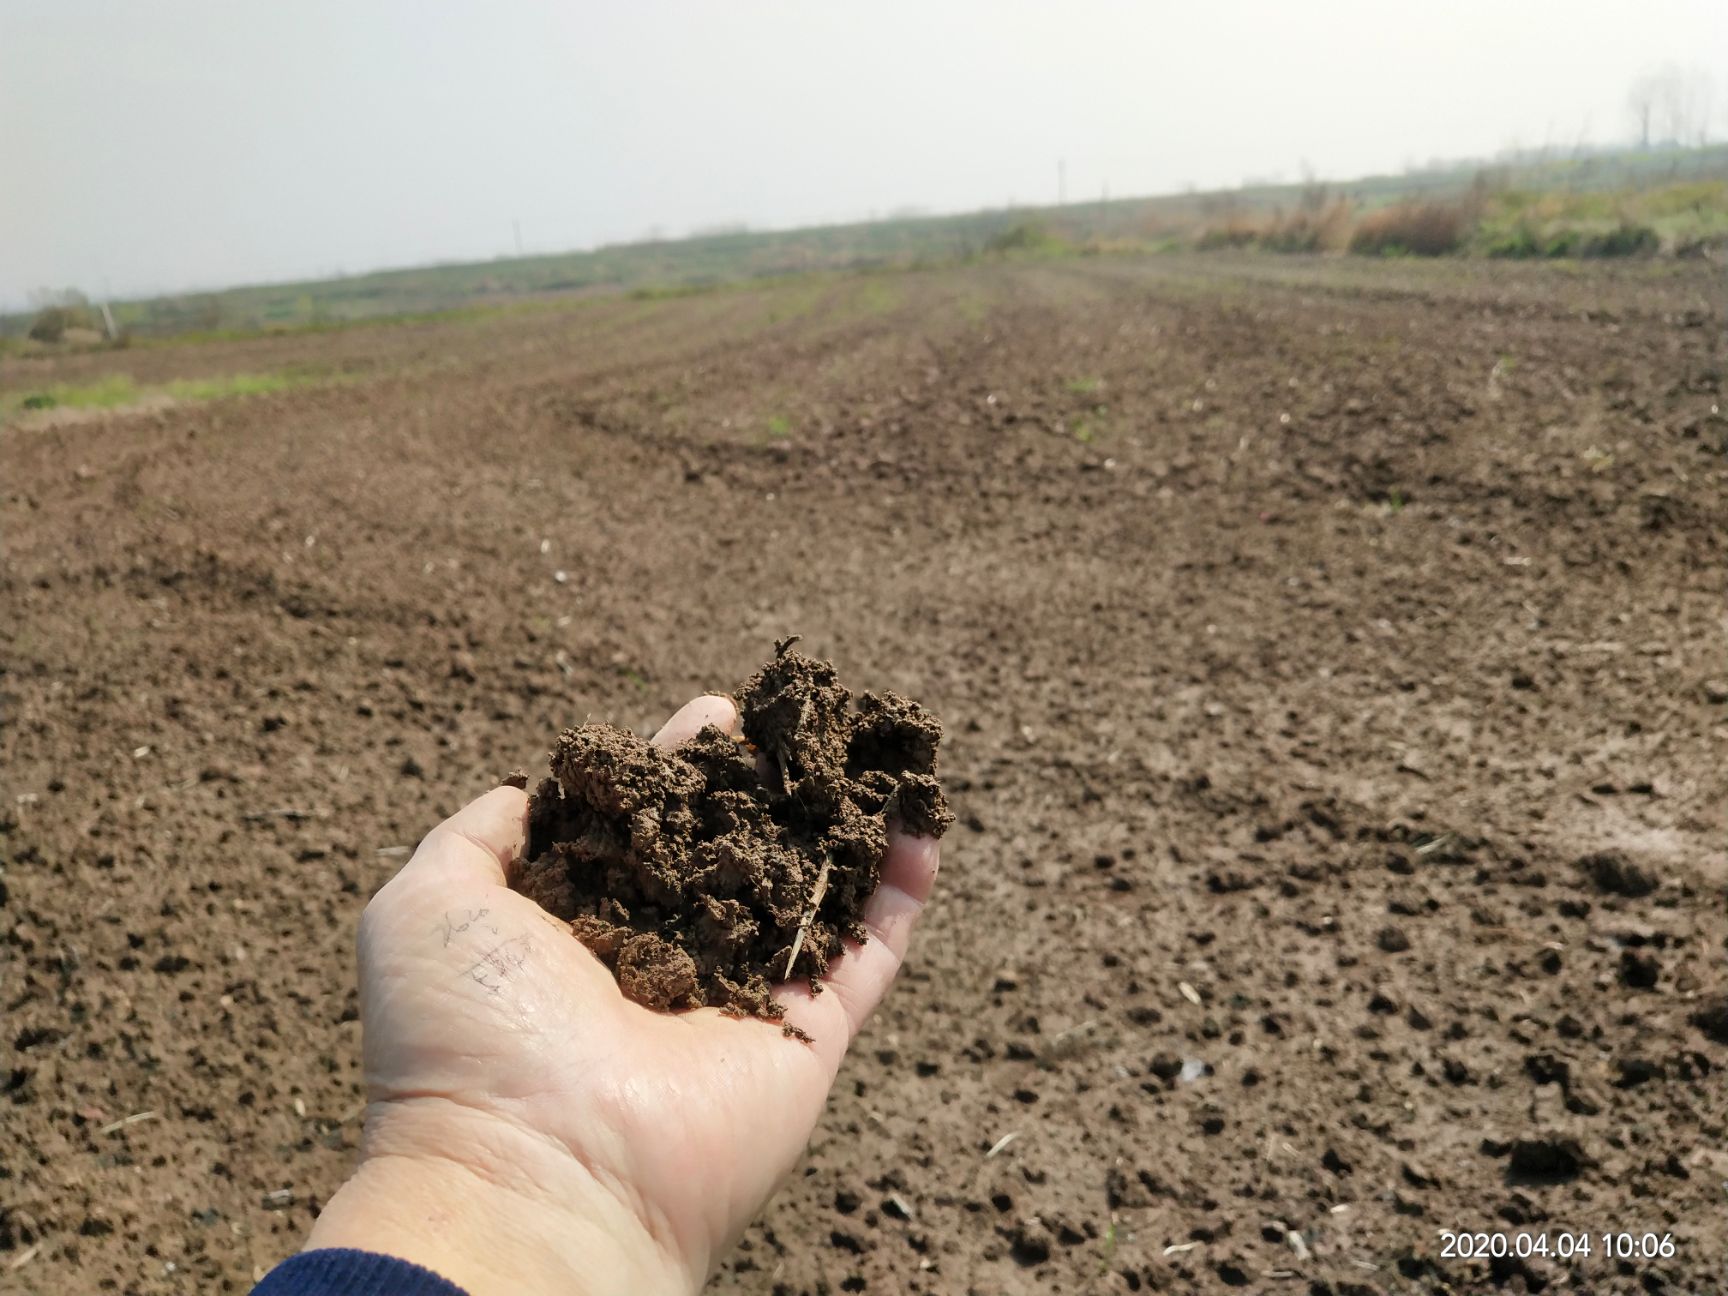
[508,638,951,1022]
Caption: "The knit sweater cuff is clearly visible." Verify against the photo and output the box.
[250,1248,470,1296]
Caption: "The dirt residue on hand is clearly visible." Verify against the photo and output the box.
[507,639,951,1023]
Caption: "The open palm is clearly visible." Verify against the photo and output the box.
[306,695,940,1296]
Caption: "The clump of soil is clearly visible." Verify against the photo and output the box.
[507,639,951,1023]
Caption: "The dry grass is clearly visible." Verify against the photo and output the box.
[1261,200,1356,253]
[1348,200,1473,256]
[1195,218,1264,251]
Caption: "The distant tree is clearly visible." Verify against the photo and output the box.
[1296,161,1329,215]
[27,311,69,342]
[1656,65,1689,143]
[26,287,94,342]
[28,287,90,310]
[1688,73,1713,145]
[1628,71,1661,146]
[1631,64,1716,146]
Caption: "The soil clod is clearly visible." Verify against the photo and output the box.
[1506,1135,1590,1184]
[1577,850,1658,898]
[508,643,951,1022]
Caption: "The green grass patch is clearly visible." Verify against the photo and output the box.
[985,221,1071,257]
[629,281,721,303]
[856,278,901,314]
[1472,180,1724,257]
[763,278,827,324]
[1099,1220,1118,1276]
[3,368,332,422]
[1193,171,1725,260]
[956,295,989,325]
[19,374,141,410]
[109,295,578,352]
[164,371,302,401]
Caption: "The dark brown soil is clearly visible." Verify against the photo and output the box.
[3,255,1724,1295]
[509,640,951,1020]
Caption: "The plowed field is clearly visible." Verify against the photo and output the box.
[4,254,1724,1294]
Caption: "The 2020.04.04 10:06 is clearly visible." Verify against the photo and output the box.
[1438,1231,1677,1262]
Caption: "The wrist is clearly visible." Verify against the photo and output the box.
[307,1099,696,1296]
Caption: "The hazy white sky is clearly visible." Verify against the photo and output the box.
[2,0,1722,306]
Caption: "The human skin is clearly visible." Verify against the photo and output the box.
[303,695,942,1295]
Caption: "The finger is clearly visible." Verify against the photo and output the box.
[879,826,941,905]
[777,831,941,1071]
[404,784,528,888]
[823,832,941,1017]
[651,693,739,749]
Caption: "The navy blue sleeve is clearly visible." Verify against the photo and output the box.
[250,1249,470,1296]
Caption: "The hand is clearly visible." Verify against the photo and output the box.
[304,695,941,1296]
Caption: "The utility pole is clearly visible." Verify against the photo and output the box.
[513,220,524,257]
[1058,159,1067,206]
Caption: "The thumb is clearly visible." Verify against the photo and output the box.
[403,784,528,889]
[401,689,731,896]
[651,693,739,748]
